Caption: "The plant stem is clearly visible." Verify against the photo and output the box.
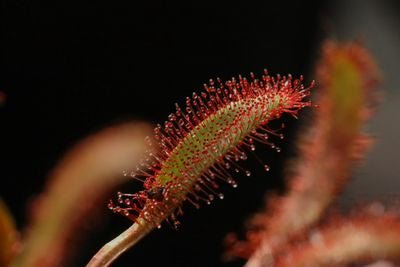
[86,222,153,267]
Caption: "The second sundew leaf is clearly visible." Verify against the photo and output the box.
[88,71,312,267]
[224,42,380,265]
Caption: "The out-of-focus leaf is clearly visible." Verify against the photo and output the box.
[0,199,18,266]
[11,121,154,267]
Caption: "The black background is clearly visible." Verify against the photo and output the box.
[0,1,358,266]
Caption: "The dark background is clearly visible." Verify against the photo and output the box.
[2,1,398,267]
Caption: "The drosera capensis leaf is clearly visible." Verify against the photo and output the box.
[10,122,154,267]
[224,42,380,266]
[0,199,18,267]
[87,70,313,266]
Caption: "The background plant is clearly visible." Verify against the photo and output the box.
[225,41,400,267]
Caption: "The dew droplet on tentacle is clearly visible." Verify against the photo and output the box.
[264,164,270,172]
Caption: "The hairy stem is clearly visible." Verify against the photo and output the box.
[86,221,153,267]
